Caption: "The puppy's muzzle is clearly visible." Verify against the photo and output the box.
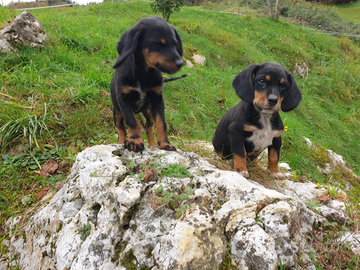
[156,60,184,74]
[267,96,278,106]
[175,60,184,69]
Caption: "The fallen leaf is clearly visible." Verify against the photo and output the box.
[40,160,59,178]
[55,184,64,190]
[100,89,109,97]
[315,195,331,204]
[36,187,50,201]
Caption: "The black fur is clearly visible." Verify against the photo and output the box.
[110,16,185,152]
[212,62,302,178]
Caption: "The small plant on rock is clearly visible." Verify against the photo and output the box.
[161,163,190,178]
[122,158,160,182]
[78,224,91,241]
[149,183,194,219]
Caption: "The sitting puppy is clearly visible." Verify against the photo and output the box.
[111,16,184,152]
[212,62,302,178]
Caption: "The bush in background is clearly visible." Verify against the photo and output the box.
[150,0,185,21]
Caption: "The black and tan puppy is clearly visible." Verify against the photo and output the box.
[110,16,184,152]
[212,62,302,178]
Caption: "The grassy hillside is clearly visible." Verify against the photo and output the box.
[1,1,360,264]
[334,0,360,23]
[196,0,360,35]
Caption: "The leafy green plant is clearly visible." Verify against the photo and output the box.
[121,158,160,182]
[78,224,91,241]
[150,0,185,21]
[149,183,194,219]
[161,164,191,178]
[305,199,321,209]
[326,183,340,199]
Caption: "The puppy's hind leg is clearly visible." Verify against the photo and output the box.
[142,109,157,148]
[113,108,126,144]
[149,92,176,151]
[155,112,176,151]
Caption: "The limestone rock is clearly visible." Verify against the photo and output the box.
[0,11,46,52]
[293,62,308,79]
[186,59,194,68]
[0,145,347,269]
[340,233,360,255]
[303,136,358,182]
[193,54,206,66]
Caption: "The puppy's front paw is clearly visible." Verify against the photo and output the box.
[235,169,249,178]
[124,138,144,152]
[158,142,177,151]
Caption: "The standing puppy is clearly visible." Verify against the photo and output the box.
[111,16,184,152]
[212,62,302,178]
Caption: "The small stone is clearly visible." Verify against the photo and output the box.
[192,54,206,66]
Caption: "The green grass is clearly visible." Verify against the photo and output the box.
[1,1,360,259]
[334,1,360,23]
[196,0,360,35]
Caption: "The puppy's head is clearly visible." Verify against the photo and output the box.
[114,16,183,74]
[232,62,302,113]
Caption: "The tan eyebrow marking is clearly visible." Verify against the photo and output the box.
[265,75,271,81]
[280,78,285,84]
[160,39,166,44]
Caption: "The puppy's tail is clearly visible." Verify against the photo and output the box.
[163,73,190,83]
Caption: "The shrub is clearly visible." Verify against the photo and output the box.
[150,0,185,21]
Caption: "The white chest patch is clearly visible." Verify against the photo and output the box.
[246,114,283,156]
[134,87,146,109]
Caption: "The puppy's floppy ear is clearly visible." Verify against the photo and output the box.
[173,27,183,57]
[113,28,141,69]
[281,71,302,112]
[232,64,259,102]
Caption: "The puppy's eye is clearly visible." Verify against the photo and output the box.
[258,79,266,84]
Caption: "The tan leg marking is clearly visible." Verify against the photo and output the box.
[155,114,176,151]
[114,110,126,144]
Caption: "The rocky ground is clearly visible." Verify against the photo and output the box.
[1,144,358,270]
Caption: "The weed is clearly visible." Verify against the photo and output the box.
[326,183,340,199]
[309,219,360,269]
[255,214,263,224]
[78,224,91,241]
[278,257,289,270]
[121,158,160,182]
[305,199,321,209]
[161,164,191,178]
[149,183,194,219]
[219,250,237,270]
[0,104,56,153]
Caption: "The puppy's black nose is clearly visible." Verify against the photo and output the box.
[268,97,278,106]
[175,60,184,69]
